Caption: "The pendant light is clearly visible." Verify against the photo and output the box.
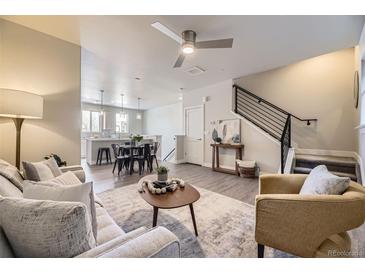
[136,97,142,120]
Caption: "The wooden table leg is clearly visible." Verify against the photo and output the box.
[152,206,159,227]
[189,203,198,236]
[212,146,216,170]
[216,147,220,168]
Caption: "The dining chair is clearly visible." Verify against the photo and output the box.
[111,144,129,175]
[129,146,145,175]
[149,142,159,171]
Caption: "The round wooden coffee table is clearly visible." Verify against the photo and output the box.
[138,175,200,236]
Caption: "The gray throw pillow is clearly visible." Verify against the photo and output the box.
[0,161,24,191]
[0,197,96,257]
[22,158,62,181]
[299,165,350,195]
[23,178,97,240]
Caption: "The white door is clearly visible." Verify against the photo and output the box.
[184,106,203,165]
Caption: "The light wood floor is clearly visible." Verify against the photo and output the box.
[83,159,365,255]
[82,160,259,205]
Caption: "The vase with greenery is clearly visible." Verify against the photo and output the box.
[156,166,169,181]
[131,134,144,146]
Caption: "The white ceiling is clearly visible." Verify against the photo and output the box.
[1,15,365,109]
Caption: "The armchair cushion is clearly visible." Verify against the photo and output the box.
[299,165,350,195]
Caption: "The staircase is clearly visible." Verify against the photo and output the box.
[293,153,362,183]
[233,84,317,173]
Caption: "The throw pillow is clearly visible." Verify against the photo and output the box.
[29,171,104,207]
[23,180,97,240]
[22,158,62,181]
[0,161,24,191]
[0,197,96,257]
[299,165,350,195]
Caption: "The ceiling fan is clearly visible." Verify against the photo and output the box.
[151,22,234,68]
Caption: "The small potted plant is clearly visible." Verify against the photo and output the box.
[156,166,169,182]
[131,134,144,146]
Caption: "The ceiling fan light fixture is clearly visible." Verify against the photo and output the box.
[182,42,194,54]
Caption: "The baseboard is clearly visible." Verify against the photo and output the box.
[169,159,186,164]
[203,162,235,170]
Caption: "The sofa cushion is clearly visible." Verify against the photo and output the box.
[95,203,125,245]
[299,165,350,195]
[23,179,97,240]
[0,227,14,258]
[0,175,23,198]
[0,197,96,257]
[22,158,62,181]
[0,162,24,191]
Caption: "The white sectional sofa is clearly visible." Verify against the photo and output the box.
[0,162,180,258]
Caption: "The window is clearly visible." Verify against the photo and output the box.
[116,112,128,133]
[82,110,90,132]
[91,111,100,132]
[82,110,101,132]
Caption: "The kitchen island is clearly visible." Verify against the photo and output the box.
[85,135,161,165]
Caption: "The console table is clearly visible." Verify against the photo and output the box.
[210,143,244,176]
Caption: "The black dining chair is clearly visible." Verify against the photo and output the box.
[143,143,152,172]
[149,142,159,171]
[129,146,145,175]
[111,144,129,175]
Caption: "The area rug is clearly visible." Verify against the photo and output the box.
[98,183,290,258]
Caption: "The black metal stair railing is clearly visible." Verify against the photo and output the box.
[233,84,317,173]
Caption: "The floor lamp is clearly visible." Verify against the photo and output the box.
[0,89,44,169]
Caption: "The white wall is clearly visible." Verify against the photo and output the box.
[183,79,280,172]
[236,48,357,152]
[81,102,143,137]
[143,102,183,159]
[0,19,81,165]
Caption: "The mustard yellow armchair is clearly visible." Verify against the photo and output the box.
[255,174,365,258]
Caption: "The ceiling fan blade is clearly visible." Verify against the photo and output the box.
[195,38,233,49]
[173,54,185,68]
[151,22,183,44]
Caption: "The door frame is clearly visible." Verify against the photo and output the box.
[183,104,205,165]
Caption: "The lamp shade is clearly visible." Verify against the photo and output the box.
[0,88,43,119]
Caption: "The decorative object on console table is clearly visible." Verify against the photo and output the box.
[211,143,244,176]
[156,166,169,181]
[217,119,240,144]
[0,89,44,169]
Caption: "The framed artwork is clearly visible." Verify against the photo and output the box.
[216,119,241,144]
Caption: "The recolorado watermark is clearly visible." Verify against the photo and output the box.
[328,249,365,257]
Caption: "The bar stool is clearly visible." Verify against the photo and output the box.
[97,147,112,165]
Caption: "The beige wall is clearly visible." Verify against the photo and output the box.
[235,47,357,152]
[0,19,81,166]
[183,79,281,172]
[183,48,358,172]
